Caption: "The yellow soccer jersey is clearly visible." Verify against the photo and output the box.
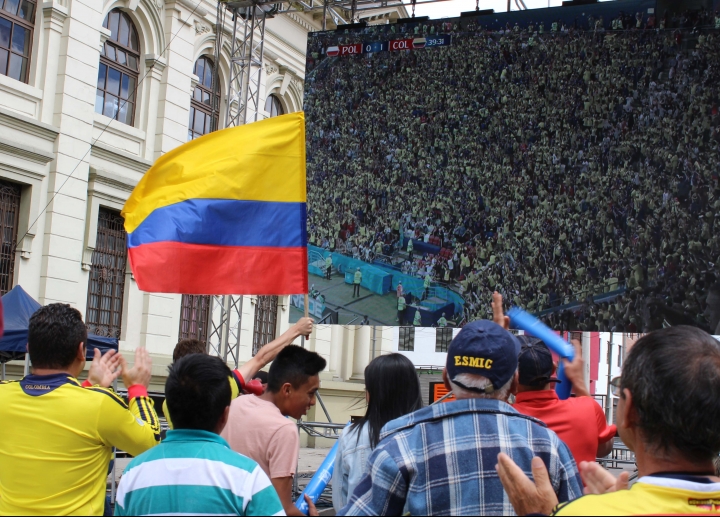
[0,373,161,516]
[553,476,720,516]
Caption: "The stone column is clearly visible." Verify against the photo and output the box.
[38,0,104,306]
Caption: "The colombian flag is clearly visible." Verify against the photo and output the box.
[121,112,308,295]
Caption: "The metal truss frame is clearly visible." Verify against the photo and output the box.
[206,1,270,368]
[226,4,268,127]
[206,294,244,368]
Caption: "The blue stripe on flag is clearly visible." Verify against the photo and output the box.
[127,199,306,249]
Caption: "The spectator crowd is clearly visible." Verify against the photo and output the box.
[1,298,719,516]
[304,16,720,334]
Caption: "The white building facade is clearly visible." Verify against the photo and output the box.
[0,0,407,388]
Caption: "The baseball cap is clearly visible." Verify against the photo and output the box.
[517,337,560,387]
[446,320,521,393]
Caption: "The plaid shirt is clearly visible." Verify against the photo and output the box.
[339,398,583,516]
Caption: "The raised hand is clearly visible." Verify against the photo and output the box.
[496,453,559,516]
[86,348,122,388]
[292,317,314,338]
[492,291,511,330]
[579,461,630,495]
[120,347,153,389]
[562,339,590,397]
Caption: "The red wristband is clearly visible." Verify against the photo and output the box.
[128,385,149,399]
[82,380,92,388]
[233,370,246,390]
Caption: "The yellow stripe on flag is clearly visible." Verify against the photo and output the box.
[122,112,306,233]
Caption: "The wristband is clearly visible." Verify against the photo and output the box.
[233,370,246,391]
[82,380,92,388]
[128,385,149,399]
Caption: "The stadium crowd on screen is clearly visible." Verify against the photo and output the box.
[304,16,720,334]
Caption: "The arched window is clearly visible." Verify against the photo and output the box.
[0,0,36,82]
[188,56,219,140]
[95,9,139,126]
[265,94,284,118]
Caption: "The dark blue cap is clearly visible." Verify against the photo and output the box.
[518,337,561,387]
[446,320,521,391]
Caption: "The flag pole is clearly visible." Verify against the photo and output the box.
[301,293,309,348]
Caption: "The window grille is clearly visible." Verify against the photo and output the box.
[398,326,415,352]
[188,56,220,140]
[0,180,21,295]
[178,294,211,344]
[86,208,127,339]
[436,327,453,353]
[0,0,35,83]
[96,9,139,125]
[252,296,278,356]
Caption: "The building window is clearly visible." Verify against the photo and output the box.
[252,295,278,356]
[96,9,139,126]
[0,180,21,295]
[178,294,211,344]
[265,94,284,118]
[0,0,35,83]
[86,208,127,339]
[398,327,415,352]
[436,327,453,353]
[188,56,219,141]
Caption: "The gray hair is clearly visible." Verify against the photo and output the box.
[449,373,514,402]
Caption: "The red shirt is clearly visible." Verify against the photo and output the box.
[513,391,617,467]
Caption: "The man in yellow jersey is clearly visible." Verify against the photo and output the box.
[496,326,720,516]
[0,304,161,516]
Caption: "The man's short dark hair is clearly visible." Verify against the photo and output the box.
[172,338,206,363]
[267,345,327,393]
[28,304,88,369]
[165,354,231,432]
[621,326,720,463]
[253,370,269,384]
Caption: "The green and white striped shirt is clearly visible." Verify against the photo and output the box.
[115,429,284,516]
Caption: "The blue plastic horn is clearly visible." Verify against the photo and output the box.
[507,308,575,400]
[295,439,339,515]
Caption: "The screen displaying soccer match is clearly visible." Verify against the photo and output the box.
[298,6,720,334]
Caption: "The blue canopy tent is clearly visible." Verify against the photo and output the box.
[0,285,119,364]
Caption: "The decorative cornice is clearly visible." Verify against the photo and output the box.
[99,26,111,53]
[145,53,167,76]
[176,0,207,17]
[42,1,68,32]
[0,137,55,164]
[90,141,152,174]
[0,161,46,183]
[0,106,59,142]
[88,169,137,195]
[287,12,316,32]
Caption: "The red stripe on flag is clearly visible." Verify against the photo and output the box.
[129,242,308,295]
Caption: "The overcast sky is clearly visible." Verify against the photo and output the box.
[412,0,613,20]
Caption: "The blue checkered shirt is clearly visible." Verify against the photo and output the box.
[338,398,583,516]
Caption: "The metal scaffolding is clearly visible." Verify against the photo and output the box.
[206,1,274,368]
